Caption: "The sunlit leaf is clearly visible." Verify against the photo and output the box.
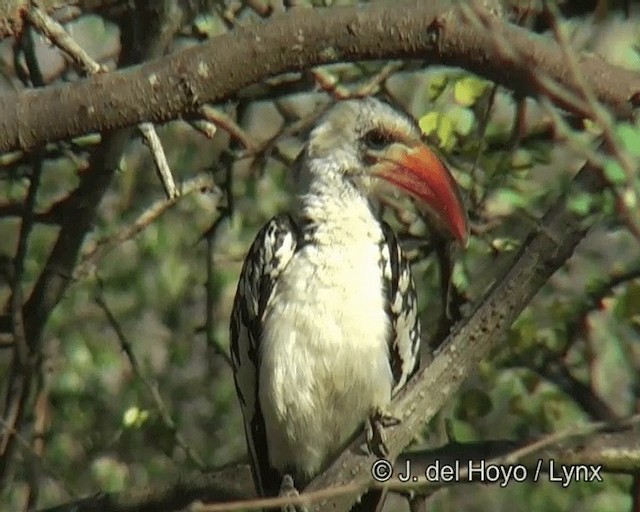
[452,260,469,290]
[603,159,627,184]
[193,14,227,38]
[492,188,527,209]
[583,118,603,135]
[490,237,518,252]
[567,191,594,215]
[123,406,150,429]
[616,122,640,157]
[453,76,488,106]
[418,111,456,151]
[623,187,637,209]
[426,74,448,100]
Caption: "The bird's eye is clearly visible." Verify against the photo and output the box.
[363,129,390,150]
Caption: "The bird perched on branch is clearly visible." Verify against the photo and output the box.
[230,97,468,510]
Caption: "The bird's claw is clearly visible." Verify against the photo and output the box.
[365,406,401,458]
[278,474,307,512]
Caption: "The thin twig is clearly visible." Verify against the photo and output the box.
[542,0,640,240]
[469,83,498,208]
[0,416,75,498]
[205,210,233,369]
[198,105,258,152]
[26,3,106,75]
[310,62,404,100]
[75,174,219,280]
[95,282,206,469]
[0,24,45,491]
[139,122,179,199]
[563,264,640,351]
[189,119,219,139]
[192,480,365,512]
[24,358,53,510]
[26,3,180,201]
[408,496,427,512]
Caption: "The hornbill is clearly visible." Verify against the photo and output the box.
[230,98,468,510]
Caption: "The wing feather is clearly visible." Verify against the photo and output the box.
[379,221,421,395]
[230,214,299,496]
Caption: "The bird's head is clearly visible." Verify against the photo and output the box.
[301,97,469,245]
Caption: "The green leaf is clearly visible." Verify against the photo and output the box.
[567,192,594,215]
[601,189,616,215]
[603,159,627,184]
[510,149,532,170]
[492,188,527,209]
[583,118,603,135]
[447,106,475,137]
[418,111,456,151]
[123,406,150,429]
[623,187,637,209]
[91,456,128,492]
[616,282,640,320]
[509,311,537,352]
[490,237,518,252]
[453,76,488,107]
[455,387,493,421]
[426,74,448,101]
[616,122,640,157]
[418,112,438,134]
[452,261,469,290]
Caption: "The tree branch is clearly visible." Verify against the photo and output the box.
[1,1,639,153]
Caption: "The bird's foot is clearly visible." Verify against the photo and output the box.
[365,406,401,458]
[278,474,307,512]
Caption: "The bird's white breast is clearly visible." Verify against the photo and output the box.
[259,236,392,478]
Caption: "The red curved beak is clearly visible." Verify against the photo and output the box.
[374,143,469,246]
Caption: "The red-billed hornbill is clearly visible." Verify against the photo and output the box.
[230,98,468,509]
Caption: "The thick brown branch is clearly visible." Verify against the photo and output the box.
[1,1,639,153]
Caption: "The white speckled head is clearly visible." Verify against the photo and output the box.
[295,97,469,244]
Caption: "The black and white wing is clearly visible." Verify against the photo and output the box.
[229,214,299,497]
[354,222,421,512]
[379,221,421,394]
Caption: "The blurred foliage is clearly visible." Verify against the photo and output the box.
[0,2,639,512]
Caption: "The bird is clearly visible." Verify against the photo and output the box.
[229,97,468,510]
